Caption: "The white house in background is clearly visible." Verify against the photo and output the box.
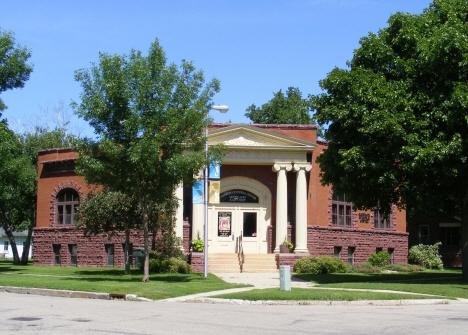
[0,228,33,259]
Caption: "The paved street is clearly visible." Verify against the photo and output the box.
[2,292,468,335]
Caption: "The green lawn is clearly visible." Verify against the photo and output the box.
[0,260,248,300]
[212,269,465,301]
[294,269,468,300]
[212,287,442,301]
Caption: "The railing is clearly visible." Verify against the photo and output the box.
[236,232,245,273]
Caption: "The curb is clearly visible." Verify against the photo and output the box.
[0,286,149,301]
[188,297,457,306]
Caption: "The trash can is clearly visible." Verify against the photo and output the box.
[279,265,291,291]
[133,248,144,269]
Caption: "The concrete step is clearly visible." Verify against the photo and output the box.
[208,253,279,273]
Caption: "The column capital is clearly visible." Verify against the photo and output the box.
[272,163,292,173]
[293,163,312,173]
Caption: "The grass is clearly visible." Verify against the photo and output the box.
[212,287,442,301]
[211,269,465,301]
[0,259,248,300]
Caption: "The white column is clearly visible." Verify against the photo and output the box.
[272,163,292,252]
[293,163,312,253]
[174,182,184,250]
[192,204,204,241]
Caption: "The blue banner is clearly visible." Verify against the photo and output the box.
[209,163,220,179]
[192,180,204,204]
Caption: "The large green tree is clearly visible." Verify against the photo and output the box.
[72,39,224,282]
[0,124,75,264]
[0,29,33,117]
[245,87,322,135]
[312,0,468,280]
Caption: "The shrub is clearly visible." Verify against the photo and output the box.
[192,239,204,252]
[367,251,391,267]
[293,257,321,274]
[139,250,191,273]
[318,255,347,274]
[163,257,192,274]
[293,255,347,274]
[384,263,424,272]
[348,262,382,273]
[408,242,443,270]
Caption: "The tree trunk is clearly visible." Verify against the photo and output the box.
[461,193,468,282]
[124,224,131,273]
[21,219,34,265]
[142,211,149,282]
[0,212,20,265]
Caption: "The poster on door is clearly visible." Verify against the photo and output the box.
[218,212,232,237]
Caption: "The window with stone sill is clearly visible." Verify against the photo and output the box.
[332,194,353,227]
[56,189,80,225]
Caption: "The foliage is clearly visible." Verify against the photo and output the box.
[0,123,73,264]
[192,239,204,252]
[348,262,382,273]
[72,39,225,282]
[367,252,391,267]
[312,0,468,280]
[293,255,347,274]
[138,250,191,274]
[0,28,33,117]
[76,188,141,272]
[245,87,323,137]
[384,263,424,272]
[408,243,444,270]
[282,238,293,249]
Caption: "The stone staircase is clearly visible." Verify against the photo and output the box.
[208,253,278,273]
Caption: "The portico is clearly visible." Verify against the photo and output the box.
[174,124,316,254]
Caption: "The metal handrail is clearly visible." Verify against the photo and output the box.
[236,232,245,273]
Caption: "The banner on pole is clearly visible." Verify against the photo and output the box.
[192,180,204,204]
[209,180,220,204]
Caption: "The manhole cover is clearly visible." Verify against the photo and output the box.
[10,317,42,322]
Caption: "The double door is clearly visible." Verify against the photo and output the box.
[209,205,266,254]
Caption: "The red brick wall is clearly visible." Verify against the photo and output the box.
[307,226,408,264]
[33,227,149,267]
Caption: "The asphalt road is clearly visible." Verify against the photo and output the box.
[2,292,468,335]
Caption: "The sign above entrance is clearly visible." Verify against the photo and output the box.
[220,189,259,203]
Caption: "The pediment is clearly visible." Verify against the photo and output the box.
[208,124,317,150]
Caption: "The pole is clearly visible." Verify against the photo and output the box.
[204,110,209,278]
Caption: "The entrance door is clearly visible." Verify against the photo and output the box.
[210,206,264,253]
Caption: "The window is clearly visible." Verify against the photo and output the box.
[332,194,353,226]
[374,210,391,229]
[105,244,114,267]
[53,245,61,265]
[56,189,80,225]
[376,247,383,253]
[388,248,394,264]
[243,212,257,237]
[69,245,77,266]
[419,225,430,245]
[440,226,461,246]
[4,241,8,251]
[348,247,355,265]
[334,246,342,258]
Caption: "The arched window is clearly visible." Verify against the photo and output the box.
[56,189,80,225]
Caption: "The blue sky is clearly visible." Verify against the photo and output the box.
[1,0,432,138]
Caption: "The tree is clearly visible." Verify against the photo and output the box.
[76,189,141,273]
[245,87,322,136]
[0,124,74,264]
[0,29,33,118]
[312,0,468,280]
[72,39,224,282]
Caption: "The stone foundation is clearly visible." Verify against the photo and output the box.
[307,226,408,264]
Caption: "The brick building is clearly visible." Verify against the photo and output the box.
[33,123,408,269]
